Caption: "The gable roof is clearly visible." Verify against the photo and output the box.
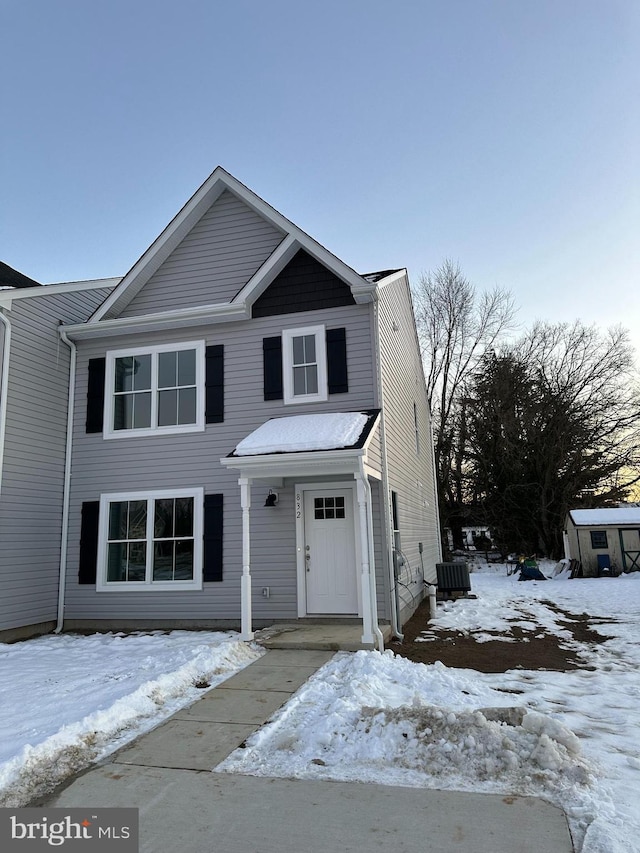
[569,507,640,526]
[89,167,376,326]
[0,262,42,289]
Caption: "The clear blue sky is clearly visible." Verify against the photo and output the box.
[2,0,639,355]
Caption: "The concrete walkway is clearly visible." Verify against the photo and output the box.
[35,649,574,852]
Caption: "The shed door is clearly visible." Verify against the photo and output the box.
[620,529,640,572]
[304,488,357,614]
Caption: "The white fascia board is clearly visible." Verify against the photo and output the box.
[233,233,377,309]
[220,448,366,480]
[61,301,248,340]
[375,269,408,289]
[233,235,299,304]
[0,278,120,308]
[363,461,382,480]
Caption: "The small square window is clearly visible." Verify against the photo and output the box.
[313,496,346,521]
[590,530,608,549]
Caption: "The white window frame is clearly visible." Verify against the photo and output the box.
[96,487,204,592]
[282,324,328,405]
[103,341,206,439]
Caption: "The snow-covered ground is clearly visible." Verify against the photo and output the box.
[220,565,640,853]
[1,566,639,853]
[0,630,262,807]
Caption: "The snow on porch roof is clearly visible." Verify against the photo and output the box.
[231,411,379,457]
[569,507,640,527]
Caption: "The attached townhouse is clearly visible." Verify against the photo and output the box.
[0,168,441,647]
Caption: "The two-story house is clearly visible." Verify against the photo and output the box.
[0,168,441,648]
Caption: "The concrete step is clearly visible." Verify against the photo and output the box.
[257,623,393,651]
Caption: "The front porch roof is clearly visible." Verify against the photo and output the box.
[220,410,381,479]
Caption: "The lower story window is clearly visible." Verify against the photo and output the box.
[97,488,203,591]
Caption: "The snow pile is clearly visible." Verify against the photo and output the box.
[353,703,589,791]
[0,631,262,807]
[219,650,593,803]
[234,412,369,455]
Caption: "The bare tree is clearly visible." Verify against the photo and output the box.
[413,260,517,550]
[468,322,640,557]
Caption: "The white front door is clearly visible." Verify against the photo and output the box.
[303,488,358,614]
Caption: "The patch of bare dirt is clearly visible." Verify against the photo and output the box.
[389,596,613,673]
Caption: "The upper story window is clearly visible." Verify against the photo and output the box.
[104,342,205,438]
[282,325,328,405]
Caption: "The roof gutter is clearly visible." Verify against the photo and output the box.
[62,301,249,340]
[55,327,77,633]
[0,309,12,499]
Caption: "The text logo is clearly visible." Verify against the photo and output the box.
[0,809,138,851]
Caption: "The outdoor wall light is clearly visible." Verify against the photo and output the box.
[264,490,279,507]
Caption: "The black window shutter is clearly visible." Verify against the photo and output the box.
[79,501,100,584]
[203,494,224,582]
[205,345,224,423]
[86,358,106,433]
[326,327,348,394]
[263,336,283,401]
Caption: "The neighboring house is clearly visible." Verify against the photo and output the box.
[565,508,640,576]
[445,526,493,551]
[0,268,120,641]
[0,168,441,647]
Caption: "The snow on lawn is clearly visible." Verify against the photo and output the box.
[0,630,262,807]
[219,567,640,853]
[2,569,639,853]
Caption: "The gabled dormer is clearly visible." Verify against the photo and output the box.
[69,167,377,340]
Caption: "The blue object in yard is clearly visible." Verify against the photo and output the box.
[517,561,547,581]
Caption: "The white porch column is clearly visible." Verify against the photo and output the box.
[239,477,254,641]
[356,477,375,646]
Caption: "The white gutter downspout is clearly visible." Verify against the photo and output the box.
[429,418,444,564]
[372,299,403,641]
[55,328,77,633]
[0,310,12,499]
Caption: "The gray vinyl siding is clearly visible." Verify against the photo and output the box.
[0,287,113,635]
[63,302,378,623]
[377,274,440,622]
[115,191,285,319]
